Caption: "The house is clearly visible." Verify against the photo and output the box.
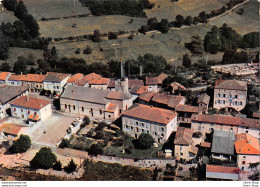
[0,72,11,85]
[0,85,28,119]
[0,123,22,142]
[108,79,144,92]
[168,82,186,94]
[10,96,52,122]
[211,130,235,161]
[129,85,148,101]
[89,77,110,90]
[155,73,168,90]
[121,103,178,143]
[191,114,259,139]
[74,73,102,87]
[60,85,132,121]
[213,79,247,111]
[139,92,186,110]
[145,76,158,92]
[234,133,260,170]
[174,127,198,161]
[20,74,46,92]
[43,72,70,95]
[197,93,210,114]
[206,165,239,181]
[67,73,84,86]
[175,105,199,123]
[7,74,24,86]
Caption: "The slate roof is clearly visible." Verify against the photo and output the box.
[44,72,70,82]
[215,80,247,91]
[191,114,259,129]
[122,103,177,125]
[61,85,132,105]
[211,130,235,155]
[11,96,51,110]
[234,133,260,155]
[174,127,193,145]
[197,93,210,105]
[0,85,28,105]
[176,105,199,113]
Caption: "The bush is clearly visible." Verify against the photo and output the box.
[64,159,77,173]
[138,133,155,149]
[53,160,62,171]
[88,143,104,156]
[75,48,81,54]
[91,30,102,42]
[30,147,57,169]
[9,134,31,153]
[59,139,70,148]
[83,45,92,54]
[182,53,191,68]
[82,116,90,127]
[108,32,118,40]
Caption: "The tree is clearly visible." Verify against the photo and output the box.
[14,1,28,21]
[2,0,18,11]
[147,17,158,30]
[183,53,191,68]
[185,35,204,54]
[37,59,52,73]
[83,45,92,54]
[238,8,244,15]
[30,147,57,169]
[240,32,259,49]
[9,134,31,153]
[222,50,249,64]
[139,25,149,34]
[158,19,169,33]
[88,143,104,156]
[91,29,102,42]
[64,159,77,173]
[53,160,62,171]
[138,133,154,149]
[0,62,11,71]
[82,116,90,127]
[175,15,184,27]
[59,139,70,148]
[204,26,221,54]
[185,16,193,26]
[108,32,118,40]
[50,46,58,61]
[13,56,27,74]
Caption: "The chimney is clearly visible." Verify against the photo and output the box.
[140,66,143,77]
[21,72,23,75]
[26,95,29,101]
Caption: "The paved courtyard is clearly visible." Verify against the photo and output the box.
[23,112,77,146]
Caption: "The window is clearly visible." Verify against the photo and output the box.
[100,110,102,115]
[235,95,238,99]
[21,109,23,112]
[243,156,246,160]
[161,127,164,132]
[155,132,157,136]
[246,130,248,133]
[198,126,201,130]
[142,129,144,132]
[242,161,245,165]
[65,104,67,109]
[141,123,144,127]
[82,107,84,112]
[108,115,111,118]
[14,108,16,112]
[229,94,232,98]
[223,94,226,98]
[73,105,76,110]
[218,94,221,97]
[161,133,164,137]
[57,86,59,89]
[136,121,139,126]
[146,124,148,128]
[235,101,237,105]
[130,120,133,125]
[28,111,30,114]
[125,119,128,124]
[34,112,37,115]
[240,95,243,100]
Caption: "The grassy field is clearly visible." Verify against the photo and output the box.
[38,15,146,38]
[23,0,90,20]
[0,9,18,23]
[208,0,260,35]
[0,47,43,68]
[145,0,229,20]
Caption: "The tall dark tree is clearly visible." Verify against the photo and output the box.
[240,32,260,49]
[185,16,193,26]
[13,56,27,74]
[0,62,11,71]
[158,19,169,33]
[9,134,31,153]
[204,25,221,54]
[91,29,102,42]
[175,15,184,27]
[183,53,191,68]
[185,35,204,54]
[64,159,77,173]
[138,133,154,149]
[14,1,28,21]
[53,160,62,171]
[2,0,18,11]
[50,46,58,61]
[30,147,57,169]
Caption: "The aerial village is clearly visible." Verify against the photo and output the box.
[0,60,259,181]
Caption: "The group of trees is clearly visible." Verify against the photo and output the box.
[2,0,40,38]
[221,50,249,64]
[9,134,31,153]
[30,147,77,173]
[204,24,259,54]
[79,0,154,17]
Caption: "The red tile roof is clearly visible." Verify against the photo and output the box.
[67,73,84,83]
[234,133,260,155]
[105,103,118,112]
[152,93,185,108]
[174,127,193,145]
[0,123,22,136]
[139,92,156,102]
[176,105,199,113]
[191,114,259,129]
[89,77,109,85]
[8,74,25,81]
[0,72,10,81]
[170,82,186,91]
[11,96,51,110]
[156,73,168,84]
[130,85,148,95]
[75,73,102,86]
[108,80,115,88]
[21,74,46,83]
[207,165,240,174]
[200,142,211,148]
[215,79,247,91]
[122,103,177,125]
[128,79,144,88]
[145,76,158,85]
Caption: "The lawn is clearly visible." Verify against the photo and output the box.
[104,144,163,159]
[38,15,147,38]
[81,160,153,181]
[145,0,229,21]
[22,0,90,20]
[0,9,18,23]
